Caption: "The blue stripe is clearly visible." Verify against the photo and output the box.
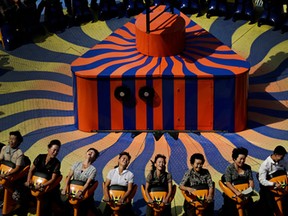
[122,79,136,130]
[248,91,288,101]
[21,125,79,152]
[165,133,189,184]
[247,121,288,140]
[0,71,72,85]
[162,79,174,129]
[0,91,72,106]
[185,79,198,129]
[248,107,288,119]
[97,79,111,130]
[0,110,73,132]
[249,58,288,84]
[147,79,154,130]
[129,133,153,215]
[73,75,79,129]
[214,78,235,132]
[220,133,271,160]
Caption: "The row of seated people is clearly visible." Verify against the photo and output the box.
[0,131,288,216]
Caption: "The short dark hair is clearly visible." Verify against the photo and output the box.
[232,147,248,160]
[119,151,131,161]
[273,145,287,156]
[190,153,205,165]
[48,139,61,149]
[9,131,23,144]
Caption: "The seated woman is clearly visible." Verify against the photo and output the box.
[103,151,136,216]
[144,154,174,216]
[61,147,100,216]
[221,147,254,216]
[0,131,30,215]
[179,153,214,216]
[25,139,63,216]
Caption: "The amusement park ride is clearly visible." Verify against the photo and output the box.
[1,1,288,216]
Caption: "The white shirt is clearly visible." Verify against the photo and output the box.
[258,155,288,186]
[107,167,134,186]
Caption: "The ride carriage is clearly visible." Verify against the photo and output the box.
[66,179,99,216]
[141,184,176,216]
[267,171,288,216]
[29,172,63,216]
[103,183,137,216]
[181,184,212,216]
[219,177,253,216]
[0,159,30,215]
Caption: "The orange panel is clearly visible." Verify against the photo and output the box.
[135,12,185,57]
[77,77,98,132]
[234,72,249,131]
[197,79,214,130]
[110,80,124,130]
[174,79,185,130]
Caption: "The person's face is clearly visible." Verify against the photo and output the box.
[155,157,165,171]
[119,155,130,168]
[9,135,20,149]
[87,149,97,161]
[274,154,285,162]
[48,144,60,158]
[234,154,246,167]
[192,159,203,172]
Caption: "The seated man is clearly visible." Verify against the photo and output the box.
[258,145,288,216]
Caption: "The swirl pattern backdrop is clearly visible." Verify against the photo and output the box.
[0,4,288,215]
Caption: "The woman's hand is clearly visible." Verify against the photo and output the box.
[61,188,67,195]
[75,190,83,199]
[207,195,213,203]
[186,187,196,194]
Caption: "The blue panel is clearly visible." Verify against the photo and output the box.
[97,79,111,130]
[147,79,154,130]
[185,79,198,130]
[214,78,235,132]
[162,79,174,130]
[122,79,136,130]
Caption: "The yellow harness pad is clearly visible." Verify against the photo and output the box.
[182,188,209,210]
[219,180,249,203]
[269,175,288,196]
[68,181,85,205]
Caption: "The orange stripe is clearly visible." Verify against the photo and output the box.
[76,77,98,132]
[197,57,248,74]
[234,72,249,132]
[174,79,185,130]
[153,79,163,130]
[135,79,147,130]
[110,80,123,130]
[135,58,159,77]
[111,55,149,77]
[197,79,213,130]
[72,50,138,67]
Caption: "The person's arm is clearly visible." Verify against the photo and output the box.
[145,181,153,203]
[179,170,195,194]
[225,181,242,197]
[119,181,132,204]
[103,178,111,201]
[163,181,172,204]
[25,164,36,187]
[76,177,94,199]
[61,169,73,195]
[5,153,24,177]
[258,161,274,187]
